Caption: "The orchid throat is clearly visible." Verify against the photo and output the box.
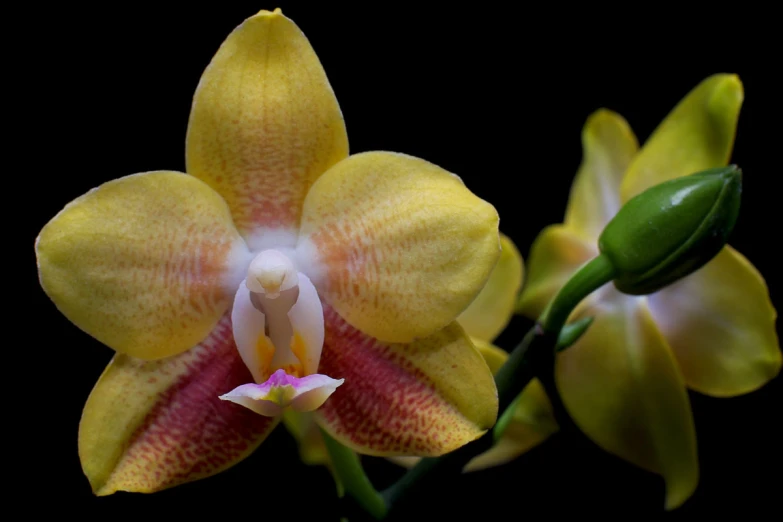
[220,248,343,416]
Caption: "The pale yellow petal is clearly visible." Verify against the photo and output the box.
[648,247,781,397]
[297,151,499,343]
[564,109,639,241]
[556,291,698,509]
[36,171,248,360]
[516,225,597,319]
[458,234,524,342]
[186,9,348,244]
[621,74,743,202]
[471,338,506,373]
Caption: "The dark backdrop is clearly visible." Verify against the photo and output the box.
[23,3,778,519]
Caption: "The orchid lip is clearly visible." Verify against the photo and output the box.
[219,369,344,417]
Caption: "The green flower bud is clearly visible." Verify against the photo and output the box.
[599,165,742,295]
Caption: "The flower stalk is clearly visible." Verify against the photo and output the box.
[320,428,387,520]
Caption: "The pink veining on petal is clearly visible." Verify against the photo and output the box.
[266,368,301,387]
[315,305,483,455]
[97,314,278,493]
[266,369,343,392]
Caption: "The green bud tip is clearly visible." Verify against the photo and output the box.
[599,165,742,295]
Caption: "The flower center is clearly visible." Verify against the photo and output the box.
[230,249,326,383]
[246,249,298,298]
[223,249,343,417]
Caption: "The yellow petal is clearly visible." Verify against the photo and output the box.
[457,234,524,342]
[564,109,639,241]
[36,171,248,360]
[648,247,781,397]
[297,151,500,343]
[620,74,743,202]
[315,306,498,456]
[516,225,597,319]
[556,291,698,510]
[389,340,557,471]
[186,9,348,244]
[79,316,278,495]
[471,338,507,373]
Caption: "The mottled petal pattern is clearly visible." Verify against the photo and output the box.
[315,305,498,456]
[298,151,500,343]
[564,109,639,241]
[649,247,781,397]
[457,234,524,342]
[389,342,557,471]
[36,171,248,360]
[556,291,698,510]
[220,369,344,416]
[621,74,743,201]
[186,9,348,243]
[79,315,278,495]
[516,225,597,319]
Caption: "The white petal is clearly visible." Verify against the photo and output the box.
[288,272,325,375]
[231,282,270,383]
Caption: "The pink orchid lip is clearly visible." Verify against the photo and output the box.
[263,368,306,387]
[220,369,344,417]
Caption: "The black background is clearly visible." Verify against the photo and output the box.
[23,3,779,519]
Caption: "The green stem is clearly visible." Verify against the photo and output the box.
[381,432,496,514]
[494,316,594,441]
[320,428,387,520]
[493,392,523,442]
[535,254,614,434]
[531,333,578,435]
[493,326,551,412]
[540,253,616,334]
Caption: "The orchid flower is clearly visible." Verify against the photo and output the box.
[517,74,781,509]
[286,234,559,475]
[35,9,501,495]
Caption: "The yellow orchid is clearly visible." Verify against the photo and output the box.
[286,234,559,474]
[35,9,501,495]
[517,74,781,509]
